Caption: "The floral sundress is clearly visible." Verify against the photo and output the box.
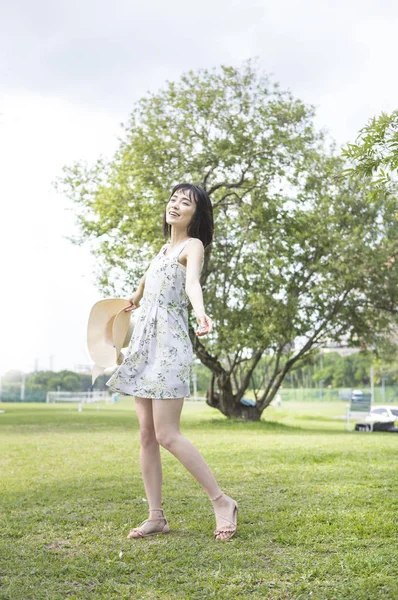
[105,238,198,399]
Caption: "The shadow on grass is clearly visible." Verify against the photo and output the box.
[201,418,350,436]
[0,416,349,436]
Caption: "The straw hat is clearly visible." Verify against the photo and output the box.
[87,298,137,385]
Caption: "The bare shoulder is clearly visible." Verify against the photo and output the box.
[187,238,204,257]
[180,238,204,267]
[188,238,204,251]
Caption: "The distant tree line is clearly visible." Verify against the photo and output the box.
[251,350,397,390]
[1,369,93,401]
[1,350,397,402]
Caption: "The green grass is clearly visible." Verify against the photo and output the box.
[0,399,397,600]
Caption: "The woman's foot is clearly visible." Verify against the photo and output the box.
[127,508,170,539]
[211,492,238,541]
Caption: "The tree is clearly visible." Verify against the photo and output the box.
[29,370,92,392]
[55,58,398,420]
[339,110,398,355]
[340,109,398,193]
[311,351,374,388]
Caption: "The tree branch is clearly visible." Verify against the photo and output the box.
[235,348,264,400]
[258,290,351,411]
[226,352,241,392]
[258,344,283,406]
[208,153,261,195]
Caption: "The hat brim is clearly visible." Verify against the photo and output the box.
[87,298,135,367]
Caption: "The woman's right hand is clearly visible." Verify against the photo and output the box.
[124,293,140,312]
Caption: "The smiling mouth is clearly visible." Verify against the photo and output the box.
[169,212,179,216]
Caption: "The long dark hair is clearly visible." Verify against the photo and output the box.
[162,183,214,249]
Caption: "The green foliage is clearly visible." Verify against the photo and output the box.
[54,59,398,416]
[307,351,373,387]
[28,370,92,391]
[1,371,93,402]
[253,350,398,389]
[340,109,398,189]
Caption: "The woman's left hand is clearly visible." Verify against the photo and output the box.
[195,314,213,336]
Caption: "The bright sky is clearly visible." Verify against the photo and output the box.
[1,0,397,376]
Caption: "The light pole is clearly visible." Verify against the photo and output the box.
[370,365,375,404]
[381,376,387,404]
[20,372,26,401]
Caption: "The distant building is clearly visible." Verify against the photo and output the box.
[321,340,362,357]
[319,328,367,357]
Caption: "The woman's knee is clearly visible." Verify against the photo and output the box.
[155,428,180,450]
[139,426,158,448]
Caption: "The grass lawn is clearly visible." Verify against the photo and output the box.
[0,399,397,600]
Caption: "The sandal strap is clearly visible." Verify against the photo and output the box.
[214,527,235,534]
[214,512,235,527]
[129,517,167,533]
[210,492,224,502]
[131,515,167,528]
[131,519,149,529]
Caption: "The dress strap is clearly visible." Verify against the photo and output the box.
[164,238,194,258]
[176,238,194,258]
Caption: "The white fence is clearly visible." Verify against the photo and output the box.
[46,391,111,404]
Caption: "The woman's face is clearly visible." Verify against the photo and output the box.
[166,189,196,229]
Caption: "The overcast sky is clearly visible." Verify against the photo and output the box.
[1,0,397,376]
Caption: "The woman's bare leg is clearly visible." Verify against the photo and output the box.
[134,397,163,509]
[129,397,166,536]
[152,398,220,497]
[152,398,237,536]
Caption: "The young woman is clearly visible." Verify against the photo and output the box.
[105,183,238,541]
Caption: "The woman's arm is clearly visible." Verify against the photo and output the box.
[134,272,147,303]
[185,240,212,336]
[125,271,147,311]
[185,239,205,316]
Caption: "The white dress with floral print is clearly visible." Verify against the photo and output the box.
[105,238,197,399]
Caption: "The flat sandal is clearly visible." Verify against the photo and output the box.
[127,508,170,539]
[212,495,238,541]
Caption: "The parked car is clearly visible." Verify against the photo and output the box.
[366,405,398,423]
[355,405,398,432]
[351,389,365,402]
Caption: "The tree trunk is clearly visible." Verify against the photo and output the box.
[206,372,262,421]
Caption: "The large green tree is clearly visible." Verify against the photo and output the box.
[56,59,398,420]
